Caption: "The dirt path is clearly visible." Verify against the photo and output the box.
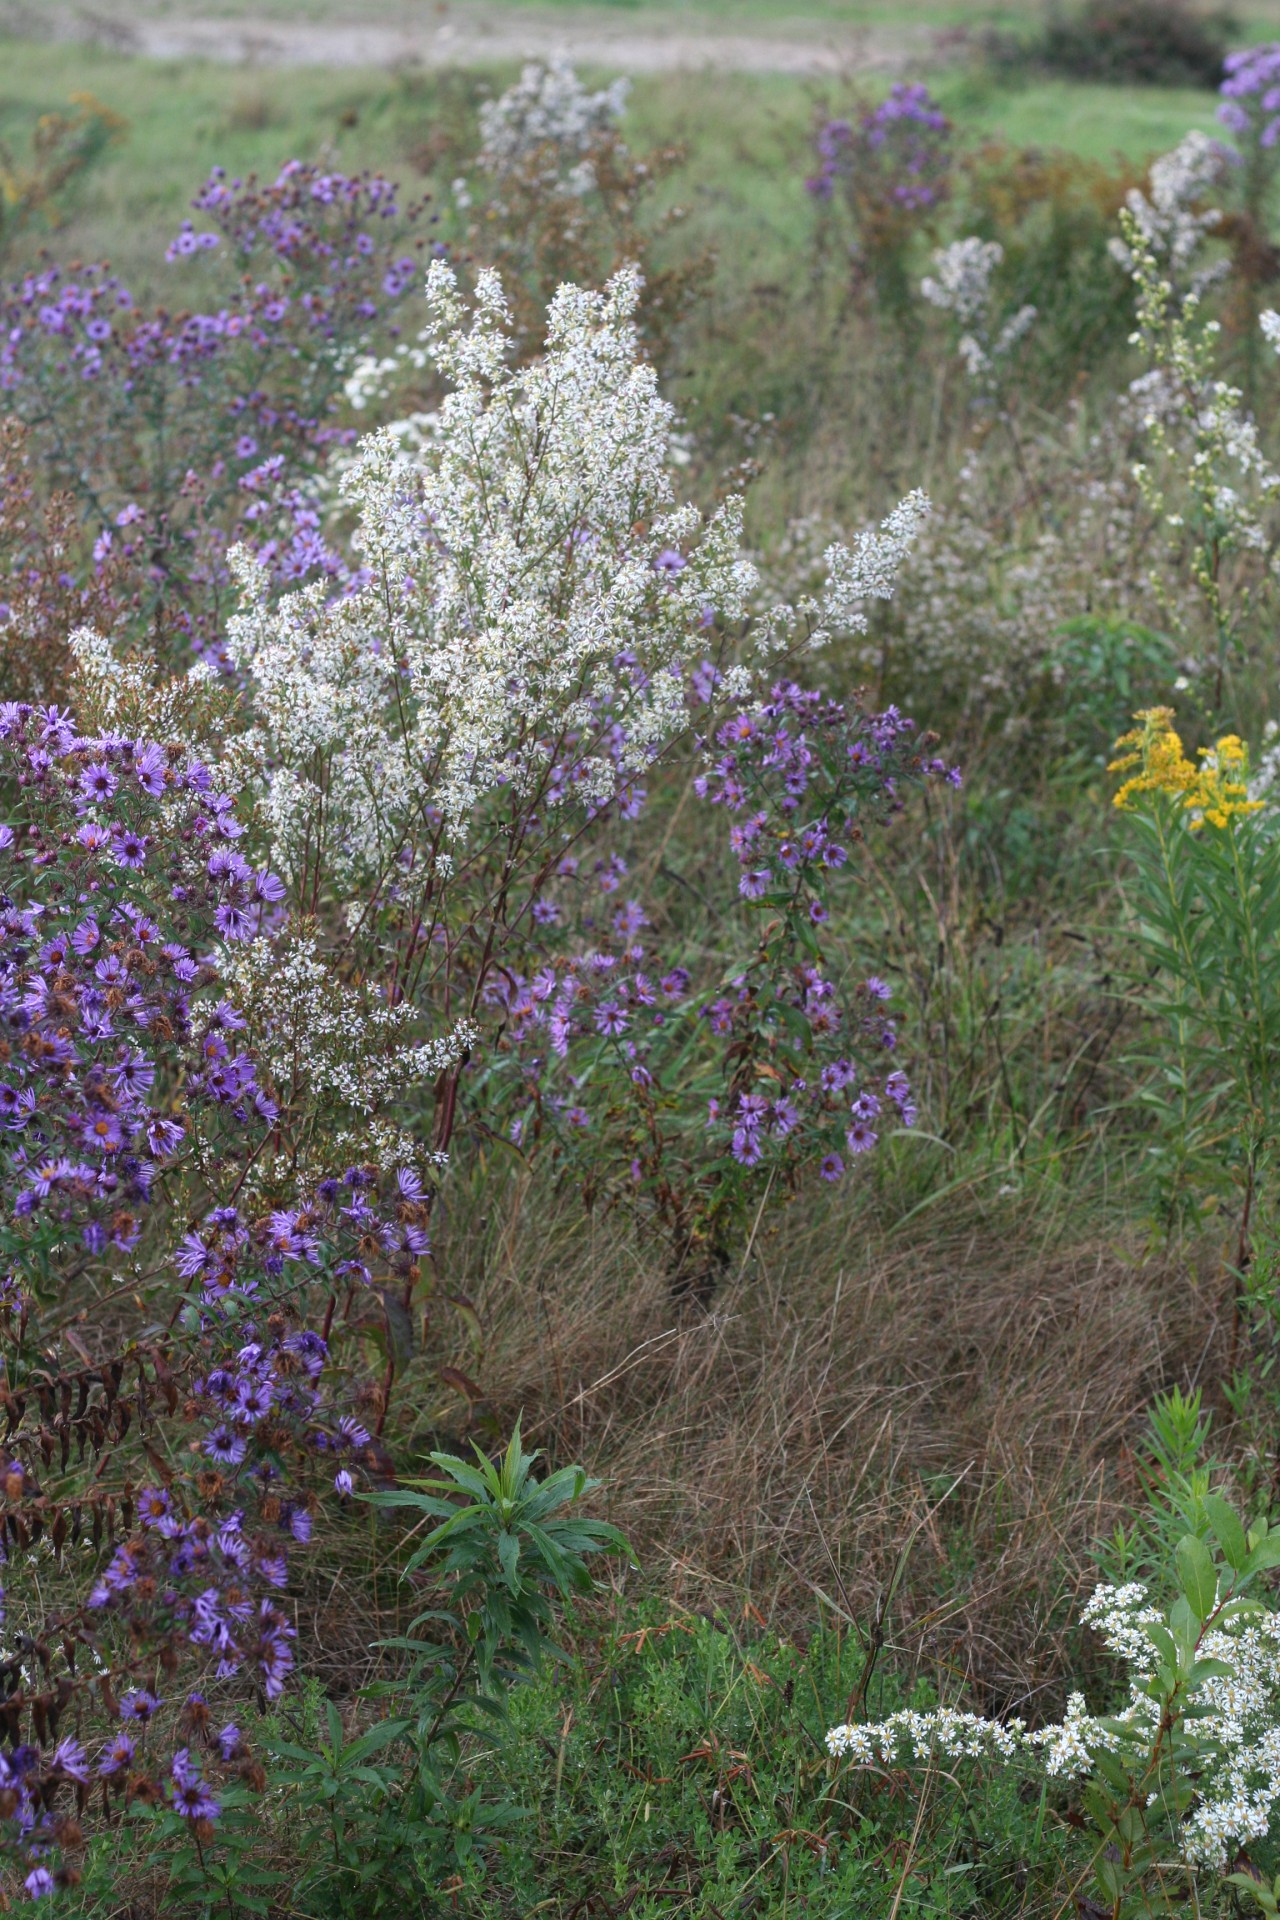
[2,3,945,75]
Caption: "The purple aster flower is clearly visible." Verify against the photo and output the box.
[71,915,100,957]
[52,1736,89,1782]
[120,1688,161,1722]
[731,1127,764,1167]
[820,1152,844,1181]
[136,1486,172,1527]
[133,743,168,795]
[148,1117,186,1157]
[111,828,149,870]
[80,761,117,803]
[170,1749,220,1822]
[203,1424,247,1468]
[98,1730,135,1776]
[83,1111,124,1152]
[234,1376,274,1422]
[214,902,253,940]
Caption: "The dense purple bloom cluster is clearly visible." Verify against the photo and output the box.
[0,1149,425,1892]
[0,161,434,659]
[484,677,956,1282]
[1219,43,1280,149]
[0,703,285,1289]
[186,162,426,324]
[806,83,951,211]
[0,697,451,1894]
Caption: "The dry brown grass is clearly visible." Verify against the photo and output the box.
[432,1186,1222,1720]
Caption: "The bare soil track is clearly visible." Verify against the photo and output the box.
[0,2,944,75]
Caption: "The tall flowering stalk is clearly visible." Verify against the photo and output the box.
[1117,201,1280,704]
[806,84,952,321]
[1108,708,1280,1353]
[920,237,1036,402]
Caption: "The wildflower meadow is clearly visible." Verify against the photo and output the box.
[11,2,1280,1912]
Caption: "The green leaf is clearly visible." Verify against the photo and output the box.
[1244,1529,1280,1577]
[497,1527,521,1591]
[1168,1594,1199,1655]
[1227,1875,1280,1918]
[1175,1532,1218,1621]
[1203,1493,1247,1572]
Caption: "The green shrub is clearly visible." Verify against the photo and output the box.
[1038,0,1233,88]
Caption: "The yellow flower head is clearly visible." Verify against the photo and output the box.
[1109,709,1262,830]
[1109,708,1196,809]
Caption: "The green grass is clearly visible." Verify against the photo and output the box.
[0,32,1225,297]
[70,1600,1089,1918]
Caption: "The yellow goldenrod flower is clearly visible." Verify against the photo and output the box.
[1109,710,1262,828]
[1109,708,1197,810]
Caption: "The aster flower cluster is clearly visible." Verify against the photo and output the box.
[213,263,933,1289]
[805,83,952,317]
[483,679,954,1286]
[476,60,631,196]
[0,1700,265,1902]
[230,261,926,880]
[0,160,434,665]
[0,701,286,1302]
[0,1144,431,1895]
[806,85,951,213]
[1106,130,1229,294]
[219,928,477,1180]
[827,1571,1280,1873]
[920,237,1036,392]
[230,269,733,882]
[1220,45,1280,153]
[0,688,481,1891]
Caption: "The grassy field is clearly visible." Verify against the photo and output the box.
[0,32,1224,296]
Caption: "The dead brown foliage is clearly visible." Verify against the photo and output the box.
[455,1193,1219,1719]
[0,416,122,699]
